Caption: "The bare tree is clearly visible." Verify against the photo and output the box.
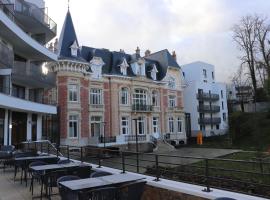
[233,15,258,103]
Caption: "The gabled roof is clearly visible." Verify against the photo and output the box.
[57,10,86,62]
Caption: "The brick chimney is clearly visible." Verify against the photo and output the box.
[172,51,177,61]
[135,46,140,56]
[145,49,151,57]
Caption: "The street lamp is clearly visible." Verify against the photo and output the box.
[132,118,139,173]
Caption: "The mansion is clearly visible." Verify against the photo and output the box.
[47,10,187,148]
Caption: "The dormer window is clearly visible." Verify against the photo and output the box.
[131,58,146,76]
[150,64,158,80]
[89,56,105,79]
[70,40,79,57]
[119,58,129,76]
[168,77,176,89]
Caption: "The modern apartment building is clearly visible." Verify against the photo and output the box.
[0,0,57,146]
[47,10,187,148]
[182,61,228,137]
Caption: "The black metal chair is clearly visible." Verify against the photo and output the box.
[57,175,80,200]
[58,159,74,164]
[78,187,118,200]
[0,145,15,170]
[0,145,15,152]
[29,161,48,195]
[90,171,112,178]
[118,180,146,200]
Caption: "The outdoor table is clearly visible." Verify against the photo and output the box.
[59,173,145,192]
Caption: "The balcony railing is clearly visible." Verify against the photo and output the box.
[14,0,57,35]
[99,136,116,143]
[132,104,153,112]
[0,40,14,68]
[197,93,220,101]
[198,117,221,124]
[197,105,220,113]
[124,135,147,142]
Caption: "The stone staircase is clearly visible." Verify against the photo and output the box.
[153,139,175,153]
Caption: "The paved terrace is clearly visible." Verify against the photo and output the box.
[0,160,268,200]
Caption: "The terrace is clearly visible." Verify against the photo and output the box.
[0,141,269,200]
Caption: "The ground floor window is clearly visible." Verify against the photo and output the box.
[68,115,78,138]
[152,117,159,134]
[200,125,205,131]
[121,117,129,135]
[177,117,182,133]
[90,116,102,137]
[168,117,174,133]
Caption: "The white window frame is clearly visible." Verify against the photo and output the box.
[90,116,103,137]
[90,88,103,105]
[152,117,159,134]
[168,77,176,89]
[68,84,79,102]
[68,114,79,138]
[168,117,174,133]
[177,117,183,133]
[152,90,159,107]
[120,88,129,105]
[133,89,147,105]
[121,116,129,135]
[168,95,176,108]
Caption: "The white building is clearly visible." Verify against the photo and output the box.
[0,0,57,145]
[182,61,228,137]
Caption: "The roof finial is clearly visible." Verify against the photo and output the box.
[68,0,70,10]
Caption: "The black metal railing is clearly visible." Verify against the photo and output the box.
[132,104,153,112]
[98,136,116,143]
[197,93,220,101]
[124,135,147,142]
[197,105,220,113]
[20,141,270,198]
[198,117,221,124]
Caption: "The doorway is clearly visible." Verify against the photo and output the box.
[12,112,27,145]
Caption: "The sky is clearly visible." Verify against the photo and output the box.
[45,0,270,83]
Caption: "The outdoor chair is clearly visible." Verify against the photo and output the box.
[118,180,146,200]
[78,187,118,200]
[0,145,15,170]
[0,145,15,152]
[57,175,80,200]
[29,161,48,195]
[58,159,74,164]
[90,171,112,178]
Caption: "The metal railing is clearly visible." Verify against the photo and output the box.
[125,135,147,142]
[132,104,153,112]
[197,93,220,101]
[21,143,270,198]
[98,136,116,143]
[198,117,221,124]
[0,40,14,68]
[197,105,220,113]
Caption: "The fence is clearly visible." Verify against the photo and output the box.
[20,141,270,198]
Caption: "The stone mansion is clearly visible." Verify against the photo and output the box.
[47,10,187,148]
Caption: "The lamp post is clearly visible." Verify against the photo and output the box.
[101,122,106,149]
[132,118,139,173]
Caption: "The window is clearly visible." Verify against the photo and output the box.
[119,58,129,76]
[222,101,224,110]
[168,117,174,133]
[168,77,176,89]
[212,72,214,79]
[150,64,158,80]
[90,88,103,105]
[120,88,129,105]
[90,116,102,137]
[221,90,223,98]
[168,95,176,108]
[182,72,185,77]
[137,117,145,135]
[177,117,182,133]
[69,115,78,138]
[223,113,226,121]
[152,91,159,107]
[203,69,207,78]
[68,84,78,102]
[216,124,220,130]
[121,117,129,135]
[200,125,205,131]
[152,117,159,134]
[133,89,147,105]
[70,41,78,57]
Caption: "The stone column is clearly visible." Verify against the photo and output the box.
[4,109,8,145]
[36,114,42,140]
[26,113,32,140]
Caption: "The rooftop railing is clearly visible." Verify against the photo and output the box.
[197,93,220,101]
[19,141,270,198]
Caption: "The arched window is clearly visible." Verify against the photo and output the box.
[152,90,159,107]
[120,87,129,105]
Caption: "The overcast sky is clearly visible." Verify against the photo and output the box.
[45,0,270,83]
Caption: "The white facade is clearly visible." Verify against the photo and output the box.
[182,61,228,137]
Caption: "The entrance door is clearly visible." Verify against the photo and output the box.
[12,112,27,145]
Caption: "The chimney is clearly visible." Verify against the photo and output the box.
[48,43,53,51]
[135,46,140,55]
[120,49,125,53]
[53,38,58,53]
[145,49,151,57]
[172,51,177,61]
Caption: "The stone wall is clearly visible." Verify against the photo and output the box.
[141,185,209,200]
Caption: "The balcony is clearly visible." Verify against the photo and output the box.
[198,117,221,124]
[13,0,57,43]
[197,93,219,101]
[197,105,220,113]
[0,40,13,68]
[12,61,55,88]
[132,104,153,112]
